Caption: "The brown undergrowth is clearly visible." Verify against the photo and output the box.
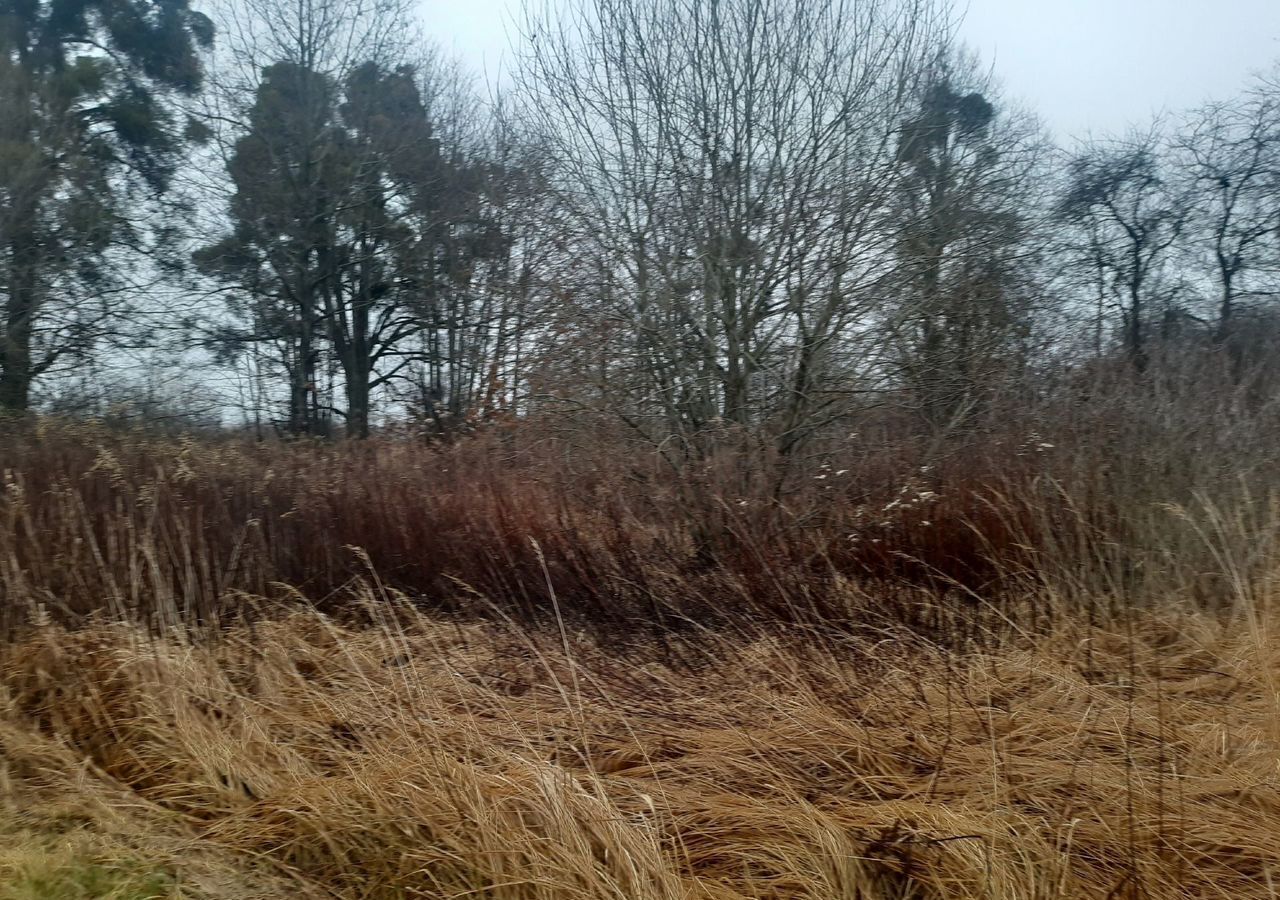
[0,419,1060,639]
[5,413,1274,642]
[3,406,1280,897]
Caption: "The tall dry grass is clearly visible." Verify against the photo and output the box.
[6,368,1280,643]
[4,359,1280,897]
[1,591,1278,899]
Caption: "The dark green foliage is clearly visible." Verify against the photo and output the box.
[196,57,504,437]
[0,0,214,411]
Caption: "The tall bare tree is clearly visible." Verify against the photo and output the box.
[1176,80,1280,345]
[1057,130,1189,371]
[889,53,1047,427]
[513,0,952,453]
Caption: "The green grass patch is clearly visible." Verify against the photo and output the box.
[0,835,174,900]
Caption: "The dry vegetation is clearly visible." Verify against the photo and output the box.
[4,0,1280,892]
[4,600,1279,900]
[2,378,1280,898]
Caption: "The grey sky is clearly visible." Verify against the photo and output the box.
[422,0,1280,140]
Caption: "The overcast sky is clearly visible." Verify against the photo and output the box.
[422,0,1280,141]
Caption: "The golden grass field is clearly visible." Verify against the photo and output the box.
[3,596,1279,899]
[1,421,1279,898]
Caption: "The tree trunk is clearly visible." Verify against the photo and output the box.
[1,232,38,412]
[345,371,370,438]
[0,342,33,413]
[288,360,311,435]
[288,273,319,435]
[342,297,371,439]
[1215,264,1236,343]
[335,249,374,440]
[1127,273,1147,372]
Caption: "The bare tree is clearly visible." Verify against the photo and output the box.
[385,73,546,436]
[1176,80,1280,346]
[513,0,952,454]
[1057,129,1190,371]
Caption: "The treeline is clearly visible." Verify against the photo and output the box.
[2,0,1279,451]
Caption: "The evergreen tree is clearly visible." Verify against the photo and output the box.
[0,0,214,411]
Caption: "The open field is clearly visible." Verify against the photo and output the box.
[1,417,1279,898]
[3,596,1279,899]
[4,0,1280,892]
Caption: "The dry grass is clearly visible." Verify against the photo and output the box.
[1,594,1277,899]
[5,409,1276,642]
[3,399,1280,898]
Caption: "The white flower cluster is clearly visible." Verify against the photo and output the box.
[882,478,938,513]
[847,468,941,542]
[813,462,850,483]
[1018,431,1055,455]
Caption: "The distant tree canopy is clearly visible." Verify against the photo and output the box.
[2,0,1279,454]
[891,61,1043,425]
[195,56,505,437]
[0,0,214,411]
[1057,137,1189,371]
